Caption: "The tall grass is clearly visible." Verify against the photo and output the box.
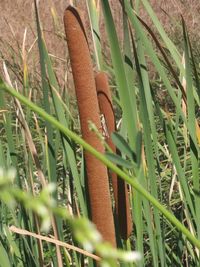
[0,0,200,266]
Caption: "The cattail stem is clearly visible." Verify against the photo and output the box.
[95,72,132,239]
[64,6,116,246]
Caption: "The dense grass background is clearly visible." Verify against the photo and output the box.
[1,0,200,266]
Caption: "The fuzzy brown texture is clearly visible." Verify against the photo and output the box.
[95,72,132,239]
[63,6,116,247]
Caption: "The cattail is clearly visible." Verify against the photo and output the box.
[63,6,116,246]
[95,72,132,239]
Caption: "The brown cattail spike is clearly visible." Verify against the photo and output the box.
[64,6,116,247]
[95,72,133,239]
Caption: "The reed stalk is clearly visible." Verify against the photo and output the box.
[95,71,132,239]
[63,6,116,246]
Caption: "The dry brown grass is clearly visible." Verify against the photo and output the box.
[143,0,200,50]
[1,0,200,88]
